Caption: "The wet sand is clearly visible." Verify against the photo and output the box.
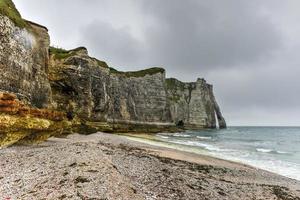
[0,132,299,200]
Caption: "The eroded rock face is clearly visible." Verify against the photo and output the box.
[0,92,71,147]
[166,78,227,129]
[49,49,226,131]
[0,15,51,108]
[49,49,175,133]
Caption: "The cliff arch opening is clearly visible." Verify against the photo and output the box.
[176,120,184,128]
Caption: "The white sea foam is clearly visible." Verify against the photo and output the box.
[218,154,300,181]
[256,148,272,153]
[276,151,289,154]
[173,133,191,137]
[196,136,212,140]
[158,135,169,139]
[256,148,290,154]
[134,127,300,181]
[171,140,224,152]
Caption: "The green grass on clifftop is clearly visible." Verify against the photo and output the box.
[110,67,165,78]
[0,0,27,28]
[49,47,88,60]
[91,57,109,68]
[49,47,72,60]
[166,78,185,91]
[50,47,109,69]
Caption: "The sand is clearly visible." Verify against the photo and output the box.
[0,132,299,200]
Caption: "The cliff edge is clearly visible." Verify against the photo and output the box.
[0,0,226,146]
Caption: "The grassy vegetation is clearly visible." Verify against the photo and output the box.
[110,67,165,78]
[50,47,110,69]
[0,0,27,28]
[91,57,109,68]
[165,78,185,91]
[50,46,164,78]
[109,67,119,73]
[49,46,88,60]
[49,47,72,60]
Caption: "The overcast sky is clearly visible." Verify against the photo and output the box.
[14,0,300,126]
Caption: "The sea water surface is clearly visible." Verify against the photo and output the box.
[127,127,300,181]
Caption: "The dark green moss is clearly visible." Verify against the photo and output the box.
[49,47,84,60]
[166,78,185,91]
[70,46,87,52]
[109,67,119,73]
[0,0,27,28]
[91,57,109,68]
[49,47,69,59]
[110,67,165,78]
[167,95,181,103]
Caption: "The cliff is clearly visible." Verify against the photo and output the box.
[0,2,51,107]
[48,47,226,133]
[166,78,226,129]
[0,91,71,147]
[0,0,226,146]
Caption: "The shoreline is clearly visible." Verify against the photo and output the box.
[0,132,299,199]
[122,133,300,182]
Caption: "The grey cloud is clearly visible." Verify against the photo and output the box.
[80,21,144,67]
[207,64,300,126]
[77,0,283,71]
[138,0,283,70]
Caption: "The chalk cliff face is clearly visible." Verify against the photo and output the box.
[166,78,226,129]
[48,48,226,131]
[0,14,51,107]
[0,0,226,146]
[49,48,176,133]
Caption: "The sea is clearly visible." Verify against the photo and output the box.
[127,127,300,181]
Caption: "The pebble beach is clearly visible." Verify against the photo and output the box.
[0,133,300,200]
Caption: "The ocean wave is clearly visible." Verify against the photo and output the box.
[256,148,272,153]
[171,140,223,152]
[196,136,212,140]
[256,148,289,154]
[157,135,169,139]
[276,151,289,154]
[173,133,191,137]
[218,154,300,181]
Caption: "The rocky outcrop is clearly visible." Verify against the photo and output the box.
[49,48,176,133]
[0,13,51,107]
[0,1,70,146]
[49,48,226,131]
[0,0,226,146]
[0,92,71,147]
[166,78,226,129]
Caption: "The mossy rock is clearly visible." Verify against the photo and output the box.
[49,47,76,60]
[50,46,90,59]
[0,0,27,28]
[0,114,73,147]
[94,58,109,68]
[166,78,185,91]
[24,120,72,144]
[0,114,52,132]
[0,131,31,147]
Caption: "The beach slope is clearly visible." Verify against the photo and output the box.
[0,133,299,200]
